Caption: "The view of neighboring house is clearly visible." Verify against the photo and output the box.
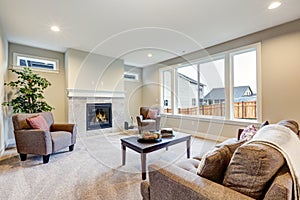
[164,72,205,109]
[203,86,256,105]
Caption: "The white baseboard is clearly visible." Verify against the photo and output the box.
[172,128,229,142]
[7,138,16,146]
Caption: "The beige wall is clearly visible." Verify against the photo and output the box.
[124,65,143,124]
[65,48,124,92]
[0,26,8,153]
[142,64,161,107]
[142,19,300,140]
[7,43,66,124]
[262,32,300,122]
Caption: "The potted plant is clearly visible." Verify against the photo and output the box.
[2,67,54,113]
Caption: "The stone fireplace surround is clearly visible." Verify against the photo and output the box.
[67,89,125,137]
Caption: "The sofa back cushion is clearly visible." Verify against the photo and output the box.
[12,112,54,130]
[223,142,285,199]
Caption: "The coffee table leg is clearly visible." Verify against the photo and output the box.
[186,138,191,158]
[122,144,126,165]
[141,153,146,180]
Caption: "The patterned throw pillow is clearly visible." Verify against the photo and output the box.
[147,109,158,119]
[26,115,50,131]
[240,124,257,141]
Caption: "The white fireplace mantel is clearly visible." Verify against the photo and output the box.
[67,88,125,98]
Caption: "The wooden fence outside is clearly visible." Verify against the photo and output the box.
[164,101,256,119]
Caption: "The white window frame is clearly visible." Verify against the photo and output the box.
[13,52,59,73]
[159,42,261,122]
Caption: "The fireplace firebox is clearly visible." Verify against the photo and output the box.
[86,103,112,130]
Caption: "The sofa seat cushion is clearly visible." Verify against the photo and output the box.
[223,142,285,199]
[51,131,72,152]
[176,159,201,174]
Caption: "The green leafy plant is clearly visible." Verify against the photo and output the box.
[2,67,54,113]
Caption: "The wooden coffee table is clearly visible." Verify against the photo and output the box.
[120,132,191,180]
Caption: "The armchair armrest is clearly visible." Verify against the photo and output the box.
[50,123,77,144]
[136,115,143,124]
[14,129,52,155]
[155,116,161,130]
[147,160,254,200]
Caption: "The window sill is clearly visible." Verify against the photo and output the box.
[160,113,261,127]
[11,65,59,74]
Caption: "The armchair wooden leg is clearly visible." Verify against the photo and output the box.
[43,155,50,163]
[20,154,27,161]
[69,144,74,151]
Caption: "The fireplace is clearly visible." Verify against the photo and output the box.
[86,103,112,130]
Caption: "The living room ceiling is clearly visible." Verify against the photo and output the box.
[0,0,300,67]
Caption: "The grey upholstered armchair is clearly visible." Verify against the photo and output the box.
[12,112,77,163]
[136,107,161,132]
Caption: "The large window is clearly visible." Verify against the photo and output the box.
[13,53,59,72]
[160,43,260,121]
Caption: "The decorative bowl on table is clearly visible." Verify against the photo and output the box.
[137,131,162,143]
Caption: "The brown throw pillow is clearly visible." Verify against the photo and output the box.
[197,146,232,183]
[223,143,285,199]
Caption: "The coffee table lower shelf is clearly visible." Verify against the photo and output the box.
[120,132,191,180]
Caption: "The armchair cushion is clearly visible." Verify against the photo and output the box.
[26,115,50,131]
[51,131,72,152]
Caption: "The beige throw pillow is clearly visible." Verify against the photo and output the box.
[147,109,158,119]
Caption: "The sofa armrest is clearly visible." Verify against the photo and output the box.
[51,123,77,144]
[141,181,150,200]
[147,160,254,200]
[14,129,52,155]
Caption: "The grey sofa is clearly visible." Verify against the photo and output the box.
[141,134,294,200]
[12,112,77,163]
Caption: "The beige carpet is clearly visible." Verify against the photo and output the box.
[0,132,216,200]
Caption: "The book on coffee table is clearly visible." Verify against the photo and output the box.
[160,128,174,138]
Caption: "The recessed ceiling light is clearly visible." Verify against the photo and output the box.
[147,53,153,58]
[268,1,282,10]
[51,25,60,32]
